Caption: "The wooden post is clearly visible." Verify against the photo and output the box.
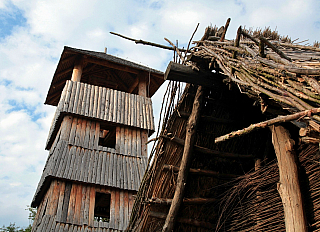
[271,125,307,232]
[71,56,84,82]
[162,86,204,232]
[138,72,147,97]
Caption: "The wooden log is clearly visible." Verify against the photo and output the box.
[151,211,214,229]
[162,164,238,179]
[71,56,84,82]
[162,135,254,159]
[147,197,217,205]
[220,18,231,42]
[164,61,216,86]
[271,125,307,232]
[162,86,204,232]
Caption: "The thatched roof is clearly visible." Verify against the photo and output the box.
[125,22,320,231]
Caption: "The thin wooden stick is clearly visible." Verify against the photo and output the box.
[259,36,292,62]
[110,32,186,52]
[184,23,200,62]
[220,18,231,42]
[215,108,320,143]
[165,38,185,63]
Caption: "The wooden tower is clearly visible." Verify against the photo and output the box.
[31,46,164,232]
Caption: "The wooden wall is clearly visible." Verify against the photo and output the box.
[32,179,134,231]
[46,80,154,149]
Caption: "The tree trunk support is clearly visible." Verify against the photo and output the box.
[271,125,307,232]
[162,86,204,232]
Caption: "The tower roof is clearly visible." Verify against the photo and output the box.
[45,46,164,106]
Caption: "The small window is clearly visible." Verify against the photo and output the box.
[94,192,111,222]
[99,125,116,148]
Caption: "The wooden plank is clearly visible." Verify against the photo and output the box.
[104,88,110,121]
[126,156,132,190]
[117,90,122,124]
[74,118,82,146]
[93,85,99,118]
[80,185,87,226]
[79,148,88,182]
[131,158,138,190]
[119,155,124,189]
[114,190,120,230]
[113,90,118,123]
[124,93,129,125]
[124,127,128,155]
[50,180,62,216]
[94,122,100,150]
[68,80,77,113]
[80,119,87,148]
[87,150,95,183]
[121,91,126,124]
[52,141,68,177]
[128,157,134,190]
[75,147,84,181]
[148,98,155,131]
[92,150,99,184]
[85,83,92,117]
[58,81,69,111]
[271,125,307,232]
[56,181,66,222]
[84,120,91,148]
[128,192,134,222]
[110,190,115,229]
[61,146,75,178]
[96,151,103,184]
[100,87,106,119]
[73,184,83,225]
[108,152,113,187]
[142,97,147,129]
[115,126,120,152]
[100,151,106,185]
[123,191,129,230]
[88,187,96,227]
[69,147,80,180]
[130,94,134,127]
[136,95,140,128]
[123,155,128,190]
[97,86,102,118]
[108,89,114,122]
[145,98,151,130]
[103,152,110,185]
[76,82,85,115]
[131,129,137,157]
[69,117,78,145]
[89,84,95,118]
[61,115,73,141]
[141,130,148,157]
[127,128,132,156]
[61,182,72,223]
[113,154,118,188]
[83,186,90,225]
[81,83,88,116]
[67,184,77,224]
[63,81,73,112]
[136,130,141,157]
[119,191,124,230]
[88,121,94,150]
[120,127,125,154]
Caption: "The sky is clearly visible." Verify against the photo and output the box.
[0,0,319,228]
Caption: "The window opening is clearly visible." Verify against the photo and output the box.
[99,125,116,148]
[94,192,111,222]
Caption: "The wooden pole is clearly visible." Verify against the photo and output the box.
[271,125,307,232]
[162,86,204,232]
[71,56,84,82]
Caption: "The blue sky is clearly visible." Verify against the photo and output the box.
[0,0,319,228]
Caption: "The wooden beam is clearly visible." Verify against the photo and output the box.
[271,125,307,232]
[128,77,139,93]
[147,197,217,205]
[164,61,217,86]
[162,86,204,232]
[162,164,238,179]
[150,211,214,229]
[161,135,254,159]
[71,56,84,82]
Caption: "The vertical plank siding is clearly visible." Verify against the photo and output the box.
[32,180,134,231]
[46,80,154,150]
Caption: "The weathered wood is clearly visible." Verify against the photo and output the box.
[56,181,66,222]
[85,84,91,117]
[63,81,73,112]
[68,81,77,113]
[162,164,238,179]
[162,86,204,232]
[164,61,216,86]
[147,197,217,205]
[114,190,120,230]
[88,187,95,227]
[259,36,292,62]
[73,184,82,225]
[71,56,84,82]
[89,85,95,118]
[220,18,231,42]
[81,83,88,116]
[61,182,72,223]
[162,135,254,159]
[151,211,215,229]
[119,191,124,230]
[108,88,114,122]
[271,125,307,232]
[100,87,106,119]
[93,85,99,118]
[76,82,84,115]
